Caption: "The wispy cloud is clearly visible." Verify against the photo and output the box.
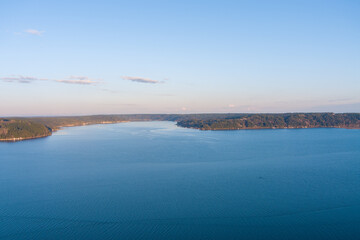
[25,29,44,36]
[55,79,98,85]
[228,104,236,108]
[0,75,39,83]
[56,76,100,85]
[101,88,119,93]
[328,98,354,103]
[69,76,91,81]
[122,76,161,84]
[0,75,101,85]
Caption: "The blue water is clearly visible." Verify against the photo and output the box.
[1,121,360,240]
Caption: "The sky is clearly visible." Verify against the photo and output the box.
[0,0,359,116]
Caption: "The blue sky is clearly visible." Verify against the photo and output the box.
[1,0,359,116]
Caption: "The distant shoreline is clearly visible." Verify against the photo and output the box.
[50,120,129,132]
[1,122,359,142]
[0,134,51,142]
[1,113,360,142]
[176,125,360,131]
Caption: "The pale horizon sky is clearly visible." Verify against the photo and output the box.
[1,0,359,116]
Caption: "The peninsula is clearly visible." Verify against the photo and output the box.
[0,119,52,141]
[1,113,360,142]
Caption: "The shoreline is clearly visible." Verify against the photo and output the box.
[0,121,130,142]
[50,120,130,132]
[1,121,360,142]
[179,126,360,131]
[0,134,52,142]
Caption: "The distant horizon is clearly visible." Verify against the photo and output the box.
[2,111,360,118]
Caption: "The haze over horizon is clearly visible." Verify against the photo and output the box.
[1,0,359,116]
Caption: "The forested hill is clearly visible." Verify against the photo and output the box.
[1,113,360,141]
[176,113,360,130]
[0,119,52,141]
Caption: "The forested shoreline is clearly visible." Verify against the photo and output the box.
[176,113,360,130]
[1,113,360,141]
[0,119,52,141]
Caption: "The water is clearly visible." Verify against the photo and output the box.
[1,121,360,239]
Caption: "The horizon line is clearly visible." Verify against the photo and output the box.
[1,111,359,118]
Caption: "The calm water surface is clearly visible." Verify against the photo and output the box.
[1,121,360,239]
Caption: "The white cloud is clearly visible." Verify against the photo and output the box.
[228,104,236,108]
[55,79,98,85]
[56,76,101,85]
[181,107,187,111]
[122,76,160,84]
[69,76,90,81]
[25,29,44,36]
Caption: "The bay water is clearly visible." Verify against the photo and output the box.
[1,121,360,239]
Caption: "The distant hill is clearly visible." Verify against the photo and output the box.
[1,113,360,141]
[0,119,52,141]
[176,113,360,130]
